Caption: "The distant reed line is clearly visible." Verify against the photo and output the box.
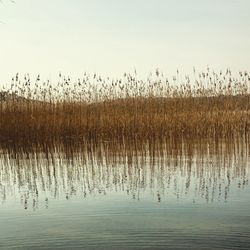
[0,68,250,151]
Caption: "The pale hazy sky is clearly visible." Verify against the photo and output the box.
[0,0,250,84]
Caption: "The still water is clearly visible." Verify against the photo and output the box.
[0,150,249,249]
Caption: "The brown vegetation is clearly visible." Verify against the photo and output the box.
[0,69,250,152]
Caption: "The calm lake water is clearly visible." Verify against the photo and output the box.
[0,150,249,249]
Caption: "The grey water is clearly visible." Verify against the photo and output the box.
[0,152,249,249]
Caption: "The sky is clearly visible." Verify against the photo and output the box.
[0,0,250,85]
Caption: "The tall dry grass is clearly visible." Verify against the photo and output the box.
[0,68,250,152]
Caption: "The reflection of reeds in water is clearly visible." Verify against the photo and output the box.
[0,143,249,210]
[0,69,250,150]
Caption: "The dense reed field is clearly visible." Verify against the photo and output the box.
[0,68,250,152]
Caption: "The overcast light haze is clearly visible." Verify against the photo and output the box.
[0,0,250,84]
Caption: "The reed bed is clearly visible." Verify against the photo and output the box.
[0,68,250,152]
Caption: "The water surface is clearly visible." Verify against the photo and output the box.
[0,150,249,249]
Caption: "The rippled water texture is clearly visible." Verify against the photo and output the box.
[0,145,249,249]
